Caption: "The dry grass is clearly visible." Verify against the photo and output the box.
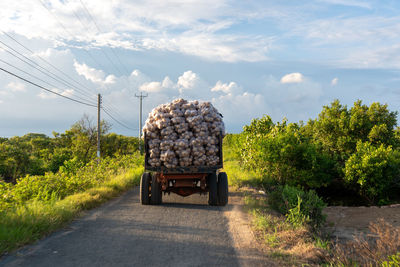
[328,219,400,266]
[243,193,327,266]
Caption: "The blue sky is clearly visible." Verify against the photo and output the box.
[1,0,400,137]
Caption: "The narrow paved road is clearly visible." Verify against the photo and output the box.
[0,187,271,267]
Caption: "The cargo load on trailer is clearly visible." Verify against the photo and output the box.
[140,98,228,206]
[143,98,225,168]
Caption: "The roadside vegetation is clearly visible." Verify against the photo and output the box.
[223,99,400,266]
[0,115,142,255]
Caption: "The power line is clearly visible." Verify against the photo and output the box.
[1,31,97,98]
[37,0,110,82]
[0,58,97,105]
[76,0,133,92]
[102,98,130,121]
[102,106,137,130]
[69,3,124,78]
[0,67,97,107]
[78,0,131,75]
[102,103,136,129]
[0,39,96,102]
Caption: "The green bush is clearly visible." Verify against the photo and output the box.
[0,153,143,213]
[344,141,400,204]
[381,252,400,267]
[241,118,334,189]
[268,185,327,228]
[230,100,400,205]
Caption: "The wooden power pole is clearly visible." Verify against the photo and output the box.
[97,93,102,162]
[135,92,148,153]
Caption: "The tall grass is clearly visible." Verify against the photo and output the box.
[0,159,143,255]
[222,134,266,188]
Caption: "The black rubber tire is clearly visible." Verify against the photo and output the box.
[140,172,150,205]
[150,173,162,205]
[208,172,218,206]
[217,172,228,206]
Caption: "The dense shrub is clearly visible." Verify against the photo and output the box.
[0,154,143,212]
[344,141,400,204]
[241,118,334,189]
[0,115,139,182]
[268,185,327,228]
[235,100,400,204]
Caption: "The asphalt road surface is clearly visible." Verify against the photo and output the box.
[0,187,272,267]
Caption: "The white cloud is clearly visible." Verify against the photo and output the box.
[73,61,115,85]
[139,82,163,93]
[211,81,241,94]
[0,0,272,63]
[38,90,59,99]
[280,73,304,84]
[104,75,116,84]
[177,71,200,91]
[61,89,74,97]
[6,82,26,92]
[124,70,267,132]
[37,88,74,99]
[162,76,174,88]
[0,91,10,97]
[317,0,372,9]
[211,90,267,130]
[331,77,338,85]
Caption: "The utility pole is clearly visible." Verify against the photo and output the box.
[97,93,102,162]
[135,92,148,153]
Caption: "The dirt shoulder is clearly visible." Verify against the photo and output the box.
[224,191,279,267]
[324,204,400,242]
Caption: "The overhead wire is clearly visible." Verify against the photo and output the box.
[37,0,110,80]
[76,0,133,95]
[101,107,137,130]
[0,58,97,105]
[102,101,134,128]
[0,39,96,102]
[1,31,97,98]
[69,6,125,77]
[0,67,97,107]
[77,0,141,130]
[78,0,131,75]
[35,0,138,131]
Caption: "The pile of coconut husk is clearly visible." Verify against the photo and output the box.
[143,98,225,168]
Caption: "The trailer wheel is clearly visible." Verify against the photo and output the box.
[208,172,218,206]
[217,172,228,206]
[140,172,150,205]
[150,174,162,205]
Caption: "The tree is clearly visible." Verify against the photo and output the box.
[68,114,111,164]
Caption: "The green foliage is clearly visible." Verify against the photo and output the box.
[312,100,398,160]
[0,114,139,182]
[241,118,334,189]
[0,154,143,213]
[381,252,400,267]
[286,195,309,228]
[233,99,400,204]
[344,141,400,204]
[0,160,143,254]
[268,185,327,228]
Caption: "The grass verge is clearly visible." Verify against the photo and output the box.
[243,193,327,265]
[0,166,143,256]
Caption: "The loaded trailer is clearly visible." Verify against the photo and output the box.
[140,132,228,206]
